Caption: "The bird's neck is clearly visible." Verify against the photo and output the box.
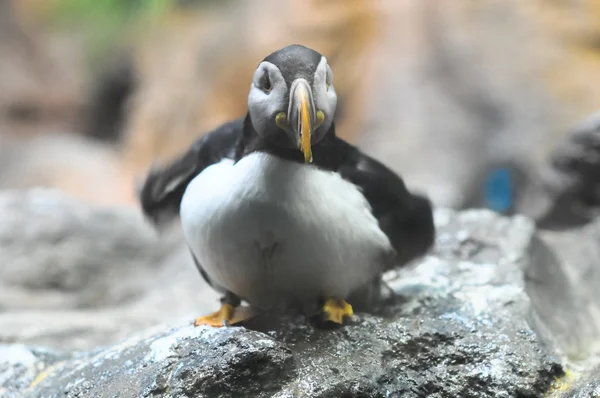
[235,113,344,171]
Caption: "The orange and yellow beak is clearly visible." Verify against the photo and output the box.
[295,83,313,163]
[274,79,326,163]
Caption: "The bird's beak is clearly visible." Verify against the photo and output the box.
[287,79,316,163]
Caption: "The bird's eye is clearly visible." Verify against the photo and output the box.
[262,72,272,93]
[325,64,333,90]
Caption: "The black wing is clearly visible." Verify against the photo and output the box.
[138,117,244,226]
[334,137,436,270]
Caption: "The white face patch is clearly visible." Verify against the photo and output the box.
[248,61,288,135]
[311,56,337,137]
[246,56,338,143]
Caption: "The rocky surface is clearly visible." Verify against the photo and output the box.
[533,217,600,362]
[557,365,600,397]
[0,189,219,351]
[1,203,572,397]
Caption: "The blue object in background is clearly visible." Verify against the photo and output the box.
[483,167,513,213]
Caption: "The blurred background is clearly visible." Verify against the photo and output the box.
[1,0,600,353]
[1,0,599,212]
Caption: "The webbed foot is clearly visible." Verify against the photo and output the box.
[322,298,354,324]
[194,303,234,327]
[194,292,255,327]
[193,304,256,327]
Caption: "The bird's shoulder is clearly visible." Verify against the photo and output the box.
[138,117,245,226]
[324,133,436,269]
[321,134,408,195]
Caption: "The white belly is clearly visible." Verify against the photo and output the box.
[179,152,393,312]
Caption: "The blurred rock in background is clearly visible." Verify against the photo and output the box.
[362,0,600,211]
[0,189,217,350]
[1,0,599,214]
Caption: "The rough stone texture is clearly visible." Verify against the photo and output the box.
[1,208,567,397]
[557,365,600,397]
[9,325,295,398]
[0,344,67,398]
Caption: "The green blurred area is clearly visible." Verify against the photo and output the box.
[40,0,207,68]
[50,0,175,20]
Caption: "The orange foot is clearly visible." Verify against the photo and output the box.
[194,304,256,327]
[322,298,354,324]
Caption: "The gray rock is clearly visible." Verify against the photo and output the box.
[0,188,173,309]
[527,217,600,364]
[0,189,220,351]
[493,213,600,398]
[0,344,67,398]
[556,365,600,397]
[2,209,566,397]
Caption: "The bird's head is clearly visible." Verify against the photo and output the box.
[247,44,337,163]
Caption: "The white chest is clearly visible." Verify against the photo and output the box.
[179,152,392,310]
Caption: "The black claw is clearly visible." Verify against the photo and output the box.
[220,291,242,307]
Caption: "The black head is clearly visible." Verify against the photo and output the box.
[262,45,323,87]
[247,44,337,163]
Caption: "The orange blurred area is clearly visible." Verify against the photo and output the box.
[1,0,599,209]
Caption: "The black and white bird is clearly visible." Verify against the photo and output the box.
[139,44,435,327]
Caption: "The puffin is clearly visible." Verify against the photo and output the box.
[139,44,435,327]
